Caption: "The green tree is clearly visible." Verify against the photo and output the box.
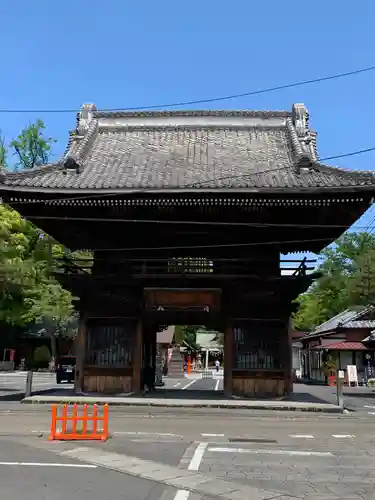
[33,345,51,364]
[0,121,79,364]
[347,248,375,306]
[0,205,74,324]
[174,325,200,350]
[293,232,375,331]
[214,331,224,346]
[0,131,7,168]
[0,202,75,367]
[10,120,56,170]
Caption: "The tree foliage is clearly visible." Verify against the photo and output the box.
[0,120,78,346]
[0,131,7,168]
[5,120,56,170]
[293,232,375,331]
[0,205,75,331]
[174,325,200,350]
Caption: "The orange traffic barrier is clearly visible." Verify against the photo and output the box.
[49,403,109,442]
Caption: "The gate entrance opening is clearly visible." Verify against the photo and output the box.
[141,323,225,398]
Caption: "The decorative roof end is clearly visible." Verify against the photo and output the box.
[63,155,81,174]
[292,103,319,165]
[77,103,97,135]
[294,154,316,175]
[292,104,309,137]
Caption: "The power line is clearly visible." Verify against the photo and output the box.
[1,65,375,113]
[5,144,375,207]
[75,237,332,253]
[24,214,375,230]
[321,147,375,161]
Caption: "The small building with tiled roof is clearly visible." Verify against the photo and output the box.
[298,307,375,383]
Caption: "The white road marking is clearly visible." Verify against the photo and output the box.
[368,412,375,415]
[0,461,96,468]
[208,447,333,457]
[188,442,208,471]
[174,442,208,499]
[173,382,181,387]
[332,435,355,438]
[289,434,314,439]
[113,431,181,437]
[201,433,225,437]
[214,379,220,391]
[364,405,375,409]
[182,379,197,390]
[173,490,190,500]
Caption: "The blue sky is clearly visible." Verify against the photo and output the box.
[1,0,375,261]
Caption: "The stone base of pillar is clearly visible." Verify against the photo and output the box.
[232,374,287,398]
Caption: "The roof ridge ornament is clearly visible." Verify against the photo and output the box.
[291,103,318,171]
[64,105,99,174]
[292,104,309,138]
[77,103,97,135]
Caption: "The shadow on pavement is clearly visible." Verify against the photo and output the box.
[0,388,64,402]
[17,381,344,405]
[344,391,375,398]
[286,392,332,404]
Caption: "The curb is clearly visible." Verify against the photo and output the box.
[21,398,343,413]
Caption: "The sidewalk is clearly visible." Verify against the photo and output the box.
[21,393,342,412]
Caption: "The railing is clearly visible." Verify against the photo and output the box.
[128,258,316,277]
[55,256,90,276]
[292,257,307,276]
[56,257,316,278]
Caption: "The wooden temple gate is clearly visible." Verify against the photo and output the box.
[1,104,375,397]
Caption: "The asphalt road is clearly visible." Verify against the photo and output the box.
[2,371,375,417]
[293,382,375,416]
[0,371,224,400]
[0,371,73,400]
[0,436,168,500]
[2,409,375,499]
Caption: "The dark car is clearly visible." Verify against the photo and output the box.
[56,356,76,384]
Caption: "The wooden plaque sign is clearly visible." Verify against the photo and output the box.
[144,288,221,311]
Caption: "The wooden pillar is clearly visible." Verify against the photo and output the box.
[224,321,233,397]
[132,319,143,392]
[74,313,87,394]
[284,319,293,395]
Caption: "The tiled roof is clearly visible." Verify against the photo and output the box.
[1,103,375,193]
[196,330,222,350]
[363,331,375,342]
[310,306,375,336]
[344,320,375,329]
[156,325,175,345]
[311,341,374,351]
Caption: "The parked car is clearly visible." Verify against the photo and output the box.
[56,355,76,384]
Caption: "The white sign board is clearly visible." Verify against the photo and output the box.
[347,365,358,385]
